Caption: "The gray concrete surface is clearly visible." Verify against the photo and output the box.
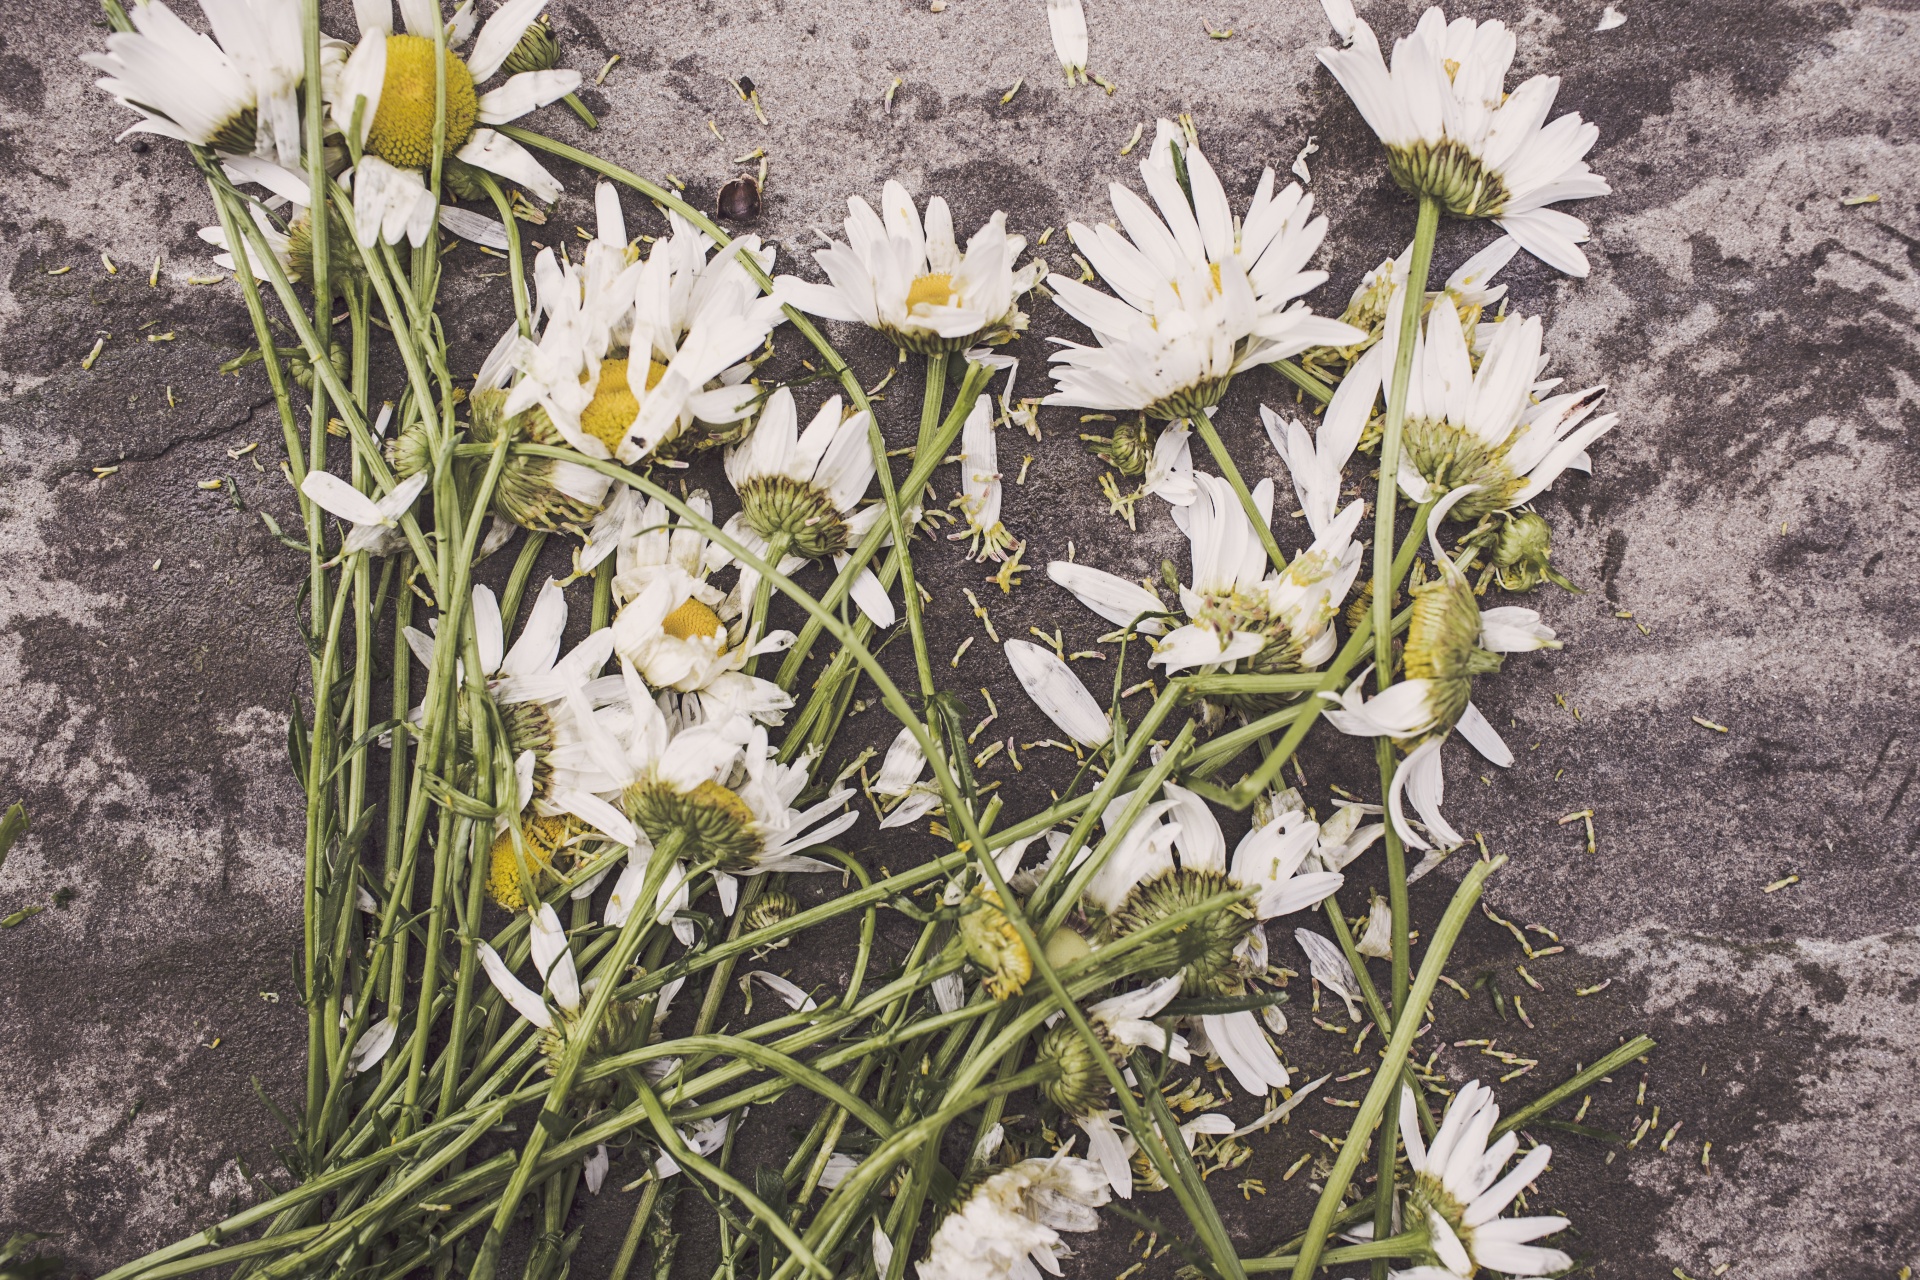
[2,0,1917,1275]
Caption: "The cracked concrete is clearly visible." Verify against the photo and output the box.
[2,0,1916,1276]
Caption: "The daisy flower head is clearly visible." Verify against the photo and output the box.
[1035,974,1190,1118]
[402,578,615,814]
[553,664,858,917]
[456,385,614,537]
[775,180,1045,354]
[1044,118,1364,423]
[916,1147,1110,1280]
[1400,1080,1572,1278]
[479,904,643,1100]
[721,387,896,627]
[86,0,306,165]
[500,192,785,466]
[329,0,580,246]
[609,489,794,697]
[1382,290,1618,527]
[1320,486,1559,847]
[1048,472,1365,710]
[1302,234,1522,382]
[1315,2,1612,275]
[1086,787,1341,1093]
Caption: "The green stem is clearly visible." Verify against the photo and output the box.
[1270,356,1336,404]
[1289,854,1505,1280]
[1190,410,1288,573]
[469,831,687,1280]
[1496,1035,1657,1137]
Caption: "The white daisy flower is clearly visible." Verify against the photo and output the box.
[328,0,581,245]
[1049,473,1365,705]
[776,180,1044,354]
[1044,119,1364,422]
[401,578,617,817]
[1387,300,1618,525]
[554,663,858,921]
[1320,487,1559,848]
[1315,3,1612,275]
[1086,790,1342,1095]
[607,490,794,698]
[499,191,785,466]
[947,394,1015,561]
[299,468,428,558]
[1400,1080,1572,1278]
[916,1148,1110,1280]
[86,0,307,165]
[1002,640,1112,748]
[721,388,896,628]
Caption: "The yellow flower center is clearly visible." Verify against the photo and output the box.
[905,272,957,313]
[959,886,1032,1001]
[485,814,572,911]
[366,35,478,169]
[661,596,726,643]
[579,357,668,451]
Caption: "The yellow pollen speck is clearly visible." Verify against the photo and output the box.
[1209,261,1223,292]
[661,596,725,643]
[578,357,667,451]
[905,272,956,313]
[367,35,478,168]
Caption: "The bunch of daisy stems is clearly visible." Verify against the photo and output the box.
[88,0,1654,1275]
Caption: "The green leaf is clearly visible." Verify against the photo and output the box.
[0,803,27,879]
[0,905,45,928]
[287,694,310,785]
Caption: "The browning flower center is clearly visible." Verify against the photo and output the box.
[367,35,478,169]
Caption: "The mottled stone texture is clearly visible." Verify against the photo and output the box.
[1,0,1915,1277]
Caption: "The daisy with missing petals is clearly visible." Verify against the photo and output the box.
[554,663,858,921]
[85,0,306,165]
[775,181,1044,354]
[1316,1,1612,275]
[1297,234,1520,383]
[721,388,896,628]
[329,0,580,246]
[1320,487,1559,849]
[1398,1080,1572,1278]
[402,578,615,817]
[1049,473,1364,710]
[608,490,793,698]
[505,194,785,465]
[1033,974,1189,1198]
[1044,119,1364,423]
[1088,789,1343,1094]
[480,904,644,1101]
[916,1147,1110,1280]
